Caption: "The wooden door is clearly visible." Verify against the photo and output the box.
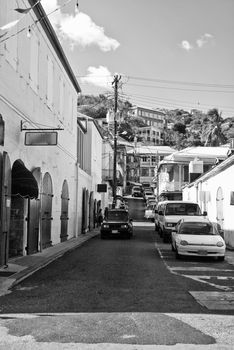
[216,187,224,229]
[27,168,41,254]
[0,152,11,266]
[60,180,69,242]
[41,173,53,248]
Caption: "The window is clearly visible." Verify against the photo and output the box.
[142,156,148,162]
[152,156,156,163]
[29,31,39,92]
[141,168,149,177]
[5,2,18,70]
[230,192,234,205]
[183,165,189,182]
[47,56,54,108]
[59,78,64,120]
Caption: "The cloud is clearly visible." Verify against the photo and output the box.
[196,33,214,48]
[81,66,113,89]
[180,40,193,51]
[180,33,214,51]
[41,0,120,52]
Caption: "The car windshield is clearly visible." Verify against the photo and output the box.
[179,222,217,235]
[165,203,201,216]
[107,211,129,221]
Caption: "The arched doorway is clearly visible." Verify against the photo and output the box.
[89,191,94,231]
[60,180,69,242]
[0,152,11,266]
[10,159,38,258]
[27,168,41,254]
[216,187,224,229]
[82,188,89,234]
[41,173,53,248]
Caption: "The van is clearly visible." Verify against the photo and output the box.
[155,200,207,243]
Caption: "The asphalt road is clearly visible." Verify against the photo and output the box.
[0,224,227,314]
[0,198,234,347]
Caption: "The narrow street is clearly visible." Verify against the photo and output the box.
[0,198,234,347]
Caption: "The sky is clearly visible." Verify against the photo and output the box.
[41,0,234,118]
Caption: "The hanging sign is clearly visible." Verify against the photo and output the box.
[25,132,58,146]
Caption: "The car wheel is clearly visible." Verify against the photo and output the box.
[162,230,167,243]
[175,246,181,259]
[218,256,225,262]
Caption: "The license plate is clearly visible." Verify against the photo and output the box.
[112,230,118,233]
[198,250,208,255]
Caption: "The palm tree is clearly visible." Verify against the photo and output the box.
[202,109,226,146]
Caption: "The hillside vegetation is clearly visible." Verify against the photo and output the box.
[78,94,234,149]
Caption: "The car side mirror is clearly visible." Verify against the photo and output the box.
[158,210,163,216]
[203,211,207,216]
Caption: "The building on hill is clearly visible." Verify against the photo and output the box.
[126,145,175,191]
[157,146,231,201]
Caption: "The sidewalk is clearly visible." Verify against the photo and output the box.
[0,227,234,298]
[0,228,100,297]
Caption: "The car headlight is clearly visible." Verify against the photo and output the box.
[166,223,174,227]
[121,224,128,228]
[216,241,224,247]
[180,240,188,246]
[102,224,109,228]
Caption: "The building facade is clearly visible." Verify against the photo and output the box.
[127,145,175,190]
[157,146,230,201]
[183,152,234,248]
[0,1,81,265]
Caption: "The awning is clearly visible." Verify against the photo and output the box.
[12,160,39,199]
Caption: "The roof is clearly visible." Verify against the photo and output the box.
[30,0,81,93]
[181,217,210,223]
[158,200,198,205]
[127,145,175,155]
[158,146,230,169]
[184,151,234,188]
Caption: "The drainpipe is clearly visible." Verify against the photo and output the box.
[74,161,79,237]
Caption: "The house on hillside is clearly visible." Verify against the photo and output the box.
[157,146,230,201]
[183,149,234,249]
[127,145,175,191]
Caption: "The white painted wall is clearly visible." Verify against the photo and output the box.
[0,1,80,249]
[183,164,234,248]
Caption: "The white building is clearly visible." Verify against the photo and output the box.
[183,151,234,249]
[157,146,230,201]
[77,115,103,234]
[0,1,81,265]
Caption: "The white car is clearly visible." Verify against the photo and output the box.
[171,217,226,261]
[144,204,156,221]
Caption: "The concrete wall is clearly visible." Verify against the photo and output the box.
[0,2,80,250]
[183,164,234,248]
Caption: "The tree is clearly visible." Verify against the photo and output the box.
[202,108,227,146]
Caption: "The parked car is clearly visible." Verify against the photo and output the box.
[155,200,206,242]
[100,209,133,239]
[132,186,143,197]
[171,217,226,261]
[144,204,156,221]
[146,196,156,206]
[144,190,154,201]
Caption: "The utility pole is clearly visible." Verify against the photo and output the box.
[112,74,121,208]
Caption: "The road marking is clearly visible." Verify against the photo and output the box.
[155,243,232,291]
[171,267,234,272]
[189,291,234,310]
